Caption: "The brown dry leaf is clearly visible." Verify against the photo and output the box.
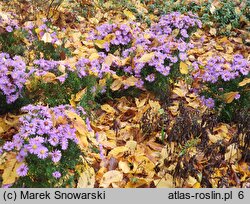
[147,140,163,151]
[232,37,243,44]
[4,113,20,127]
[214,44,224,51]
[213,124,229,134]
[207,129,224,143]
[193,182,201,188]
[172,29,180,37]
[0,115,15,134]
[187,100,200,109]
[225,144,242,162]
[100,170,123,188]
[103,54,115,67]
[101,104,116,114]
[58,64,66,73]
[236,162,250,182]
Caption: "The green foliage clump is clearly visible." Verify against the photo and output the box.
[0,29,27,57]
[13,141,82,188]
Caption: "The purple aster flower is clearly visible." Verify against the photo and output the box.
[178,43,187,52]
[6,26,13,32]
[96,133,106,163]
[179,52,187,61]
[50,150,62,163]
[27,142,41,154]
[19,146,29,157]
[36,146,48,159]
[16,153,25,162]
[60,138,68,150]
[235,93,240,100]
[180,29,189,38]
[203,97,215,109]
[30,136,44,144]
[2,184,13,188]
[48,135,60,146]
[135,79,144,89]
[17,164,28,177]
[145,73,155,82]
[52,171,61,179]
[3,141,15,151]
[86,117,93,132]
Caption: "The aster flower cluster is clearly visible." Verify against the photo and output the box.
[33,59,74,83]
[89,23,132,52]
[76,52,115,79]
[150,12,202,39]
[129,13,201,81]
[0,53,28,103]
[1,104,82,177]
[194,54,250,83]
[84,12,201,90]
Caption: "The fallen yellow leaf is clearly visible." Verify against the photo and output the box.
[41,72,57,83]
[138,52,155,63]
[110,78,123,91]
[41,32,52,43]
[77,167,95,188]
[108,146,129,158]
[101,104,116,114]
[89,52,99,61]
[180,61,189,74]
[94,40,106,49]
[118,161,131,173]
[123,10,136,20]
[123,76,138,87]
[239,78,250,87]
[100,170,123,188]
[2,153,22,185]
[223,92,239,103]
[65,111,88,147]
